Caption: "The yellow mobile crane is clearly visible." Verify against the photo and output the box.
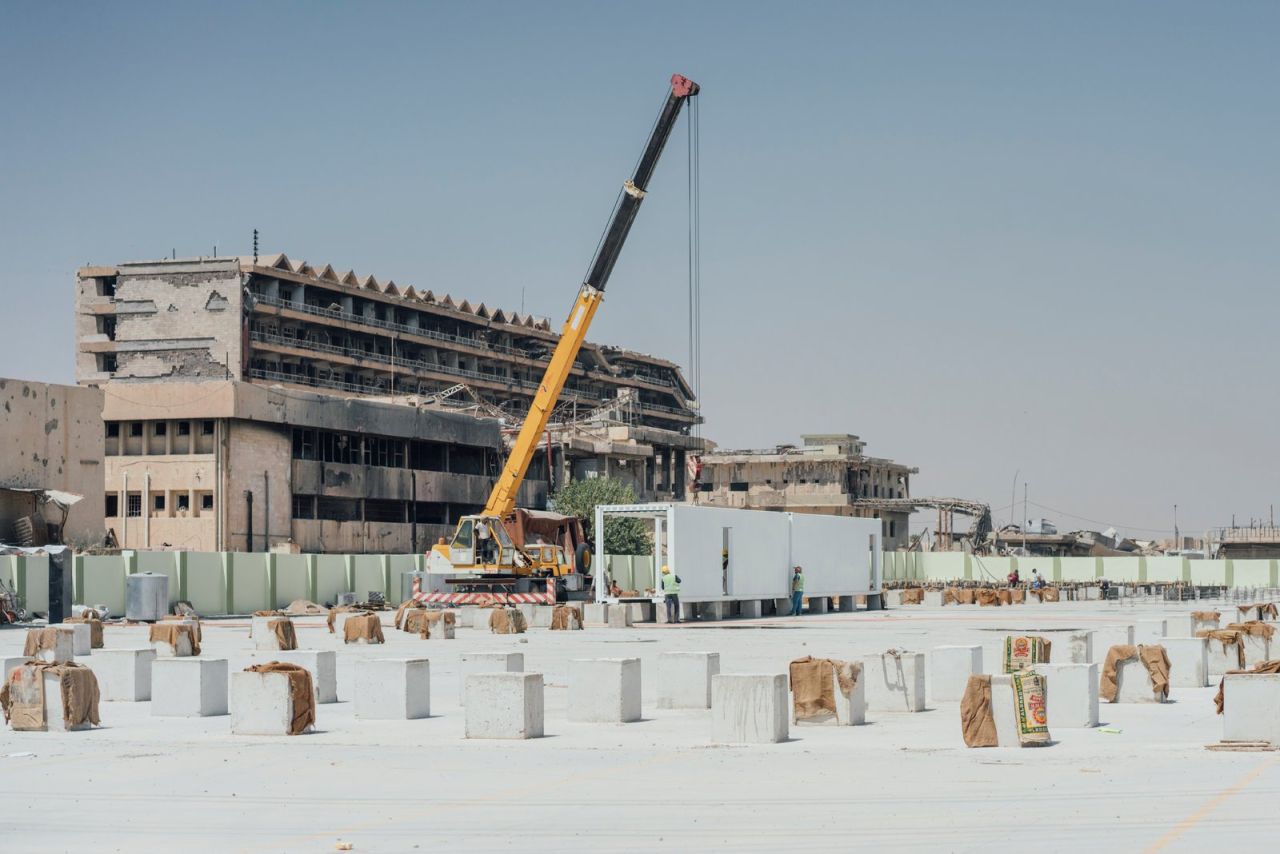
[420,74,700,605]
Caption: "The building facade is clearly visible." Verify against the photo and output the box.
[100,381,541,554]
[77,254,706,508]
[695,434,918,549]
[0,378,105,547]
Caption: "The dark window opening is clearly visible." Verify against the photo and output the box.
[316,496,360,522]
[106,423,120,438]
[153,494,165,511]
[365,499,405,523]
[729,482,749,492]
[201,493,214,511]
[177,421,191,436]
[154,422,166,436]
[105,495,118,517]
[201,420,215,436]
[129,423,143,437]
[126,493,142,517]
[291,494,316,520]
[176,494,190,512]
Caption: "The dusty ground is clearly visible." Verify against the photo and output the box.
[0,598,1273,853]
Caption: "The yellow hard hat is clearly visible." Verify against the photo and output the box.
[661,565,670,573]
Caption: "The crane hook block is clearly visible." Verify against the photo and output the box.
[671,74,700,98]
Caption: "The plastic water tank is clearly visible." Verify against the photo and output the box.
[125,572,169,622]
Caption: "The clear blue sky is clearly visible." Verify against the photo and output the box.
[3,1,1277,538]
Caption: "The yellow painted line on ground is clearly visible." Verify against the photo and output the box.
[1144,756,1277,853]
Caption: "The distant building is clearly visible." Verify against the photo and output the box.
[0,378,104,546]
[694,434,918,549]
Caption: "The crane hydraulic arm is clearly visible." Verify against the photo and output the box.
[481,73,700,519]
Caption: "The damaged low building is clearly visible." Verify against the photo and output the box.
[0,378,104,547]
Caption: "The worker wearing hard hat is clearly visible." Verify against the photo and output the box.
[660,565,681,624]
[790,566,805,617]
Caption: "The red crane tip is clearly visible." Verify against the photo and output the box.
[671,74,700,98]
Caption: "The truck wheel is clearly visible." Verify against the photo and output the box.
[575,543,593,574]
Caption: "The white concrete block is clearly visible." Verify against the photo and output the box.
[1053,631,1094,664]
[1207,638,1247,677]
[738,600,762,619]
[929,645,983,703]
[465,672,544,739]
[698,601,726,621]
[152,658,228,716]
[256,650,337,704]
[231,669,313,735]
[626,602,654,623]
[30,630,74,664]
[331,611,361,638]
[1163,637,1209,688]
[516,603,537,627]
[67,622,92,656]
[989,675,1021,746]
[1222,673,1280,743]
[423,616,455,641]
[862,651,927,712]
[1135,620,1167,644]
[568,658,641,723]
[354,659,430,720]
[530,607,553,628]
[658,652,719,709]
[1034,663,1099,728]
[608,607,634,628]
[1093,626,1135,655]
[808,597,829,615]
[43,670,94,732]
[1239,633,1271,667]
[1115,656,1165,703]
[792,663,866,726]
[711,674,789,744]
[252,617,295,651]
[1165,615,1196,638]
[459,652,523,699]
[152,631,195,658]
[583,603,609,625]
[1193,615,1221,635]
[89,648,155,701]
[923,590,943,607]
[469,608,493,629]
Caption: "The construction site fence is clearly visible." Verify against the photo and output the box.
[882,552,1280,589]
[0,551,429,617]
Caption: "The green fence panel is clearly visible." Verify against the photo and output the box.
[315,555,348,606]
[186,552,227,615]
[275,554,311,607]
[81,555,127,615]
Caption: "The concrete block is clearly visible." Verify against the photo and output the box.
[711,674,789,744]
[838,595,857,612]
[469,608,493,629]
[1222,673,1280,743]
[1193,614,1221,635]
[67,622,92,656]
[658,652,720,709]
[90,648,155,701]
[808,597,829,615]
[929,645,982,703]
[1163,637,1209,688]
[459,652,523,699]
[330,611,361,638]
[698,601,725,621]
[1093,626,1135,655]
[38,670,95,731]
[608,607,634,628]
[792,662,865,726]
[2,656,28,681]
[530,607,553,628]
[465,672,544,739]
[568,658,641,723]
[1135,619,1167,644]
[738,600,763,619]
[516,603,537,626]
[1207,638,1247,677]
[252,616,295,651]
[1034,663,1099,728]
[256,650,337,704]
[773,598,792,616]
[680,602,697,621]
[1165,615,1196,638]
[626,602,654,623]
[354,659,430,720]
[423,616,455,640]
[1115,656,1165,703]
[152,658,228,716]
[989,676,1021,746]
[1053,631,1094,664]
[923,590,943,607]
[152,631,195,658]
[583,603,609,625]
[29,629,74,664]
[1239,633,1272,667]
[862,651,926,712]
[231,669,314,735]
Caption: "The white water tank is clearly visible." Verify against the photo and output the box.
[125,572,169,622]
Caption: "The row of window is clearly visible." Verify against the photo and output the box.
[291,427,497,476]
[106,491,214,518]
[106,420,216,439]
[290,494,483,525]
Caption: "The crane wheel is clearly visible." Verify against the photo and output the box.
[575,543,593,574]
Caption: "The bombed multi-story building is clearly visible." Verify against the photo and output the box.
[76,254,705,551]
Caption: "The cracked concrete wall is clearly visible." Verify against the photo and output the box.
[0,378,105,545]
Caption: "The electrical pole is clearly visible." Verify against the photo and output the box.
[1022,482,1028,555]
[1173,504,1179,550]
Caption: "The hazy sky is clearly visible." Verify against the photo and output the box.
[2,2,1277,538]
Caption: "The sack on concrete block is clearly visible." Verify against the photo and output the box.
[1011,671,1050,746]
[1100,644,1171,702]
[0,661,100,731]
[1198,629,1246,669]
[149,622,202,655]
[243,662,315,735]
[789,656,860,724]
[1009,589,1025,604]
[942,588,960,606]
[394,599,426,630]
[22,628,65,658]
[899,589,924,605]
[956,589,976,605]
[489,608,527,635]
[1226,621,1277,641]
[976,589,1001,607]
[1236,603,1279,622]
[64,617,104,649]
[343,613,385,644]
[997,590,1012,605]
[960,675,998,747]
[550,605,583,631]
[268,619,297,651]
[1003,636,1052,673]
[162,614,203,642]
[1193,610,1221,623]
[1213,659,1280,714]
[326,605,364,632]
[1031,588,1060,603]
[418,611,456,639]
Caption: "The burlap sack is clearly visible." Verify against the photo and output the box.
[1011,671,1050,746]
[942,588,960,606]
[394,599,425,630]
[550,605,583,631]
[1197,629,1245,669]
[1031,587,1060,602]
[343,613,385,644]
[1226,621,1277,641]
[268,618,298,650]
[327,605,365,633]
[960,675,998,747]
[285,599,327,616]
[789,656,860,723]
[0,661,100,731]
[1236,603,1279,621]
[1009,589,1025,604]
[489,608,527,634]
[1100,644,1170,702]
[1192,610,1221,623]
[149,622,202,655]
[899,589,924,605]
[976,589,1000,607]
[65,617,104,649]
[1214,659,1280,714]
[418,611,456,639]
[244,663,315,735]
[997,589,1012,605]
[161,614,202,642]
[22,627,64,657]
[252,610,285,617]
[1003,636,1052,673]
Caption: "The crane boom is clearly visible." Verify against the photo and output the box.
[482,73,700,519]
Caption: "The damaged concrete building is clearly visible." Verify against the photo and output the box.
[695,434,918,549]
[0,378,104,547]
[75,254,706,551]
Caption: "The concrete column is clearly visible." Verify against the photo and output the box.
[221,552,234,615]
[175,551,188,602]
[838,595,856,612]
[265,553,278,610]
[306,554,318,603]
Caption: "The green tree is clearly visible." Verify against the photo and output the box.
[552,477,652,555]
